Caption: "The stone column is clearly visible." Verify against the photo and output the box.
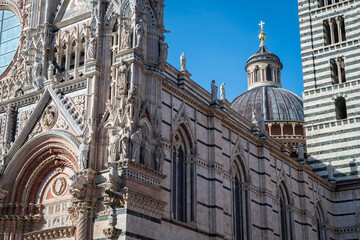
[261,68,265,82]
[280,123,284,136]
[4,106,14,152]
[337,17,343,42]
[292,123,296,136]
[77,203,88,240]
[65,45,71,81]
[74,43,80,79]
[268,123,272,136]
[112,32,118,53]
[336,59,343,84]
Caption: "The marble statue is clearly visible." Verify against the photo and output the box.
[78,136,89,170]
[259,113,266,138]
[33,59,44,90]
[118,61,128,92]
[108,130,121,162]
[120,133,130,159]
[154,143,165,171]
[220,83,226,101]
[297,140,304,162]
[159,36,168,66]
[180,52,186,71]
[48,61,55,80]
[135,20,145,48]
[252,109,258,126]
[121,23,131,50]
[211,80,218,101]
[131,128,142,162]
[88,37,96,59]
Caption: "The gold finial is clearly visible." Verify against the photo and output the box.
[258,21,266,41]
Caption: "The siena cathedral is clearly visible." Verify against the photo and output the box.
[0,0,359,239]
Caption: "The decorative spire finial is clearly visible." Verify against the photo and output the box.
[258,21,266,41]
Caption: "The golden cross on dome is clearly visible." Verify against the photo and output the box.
[259,21,265,30]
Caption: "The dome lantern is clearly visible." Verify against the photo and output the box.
[246,22,283,90]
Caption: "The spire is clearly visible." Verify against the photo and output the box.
[258,21,266,44]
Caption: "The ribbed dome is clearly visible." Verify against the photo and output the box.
[230,86,304,122]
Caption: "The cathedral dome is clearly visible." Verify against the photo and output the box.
[230,86,304,122]
[231,24,304,123]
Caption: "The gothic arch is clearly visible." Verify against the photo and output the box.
[172,102,195,148]
[278,181,294,240]
[315,202,328,240]
[171,123,195,223]
[1,131,79,204]
[231,155,251,240]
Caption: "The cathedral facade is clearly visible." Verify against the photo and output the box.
[0,0,359,239]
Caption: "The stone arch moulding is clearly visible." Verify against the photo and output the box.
[172,101,195,148]
[0,130,79,199]
[0,0,22,20]
[5,87,83,166]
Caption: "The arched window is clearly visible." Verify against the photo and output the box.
[315,203,327,240]
[335,97,347,120]
[172,126,195,223]
[255,67,260,82]
[324,20,331,46]
[279,182,293,240]
[339,17,346,41]
[266,65,272,81]
[319,0,324,7]
[330,59,339,84]
[233,158,249,240]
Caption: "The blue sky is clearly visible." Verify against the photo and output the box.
[164,0,303,101]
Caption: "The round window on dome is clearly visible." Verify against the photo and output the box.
[0,9,20,74]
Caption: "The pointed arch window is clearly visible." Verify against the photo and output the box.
[172,126,195,223]
[315,203,327,240]
[279,182,293,240]
[232,158,249,240]
[335,97,347,120]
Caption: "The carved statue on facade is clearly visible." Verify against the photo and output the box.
[211,80,218,102]
[180,52,186,71]
[120,132,130,159]
[154,143,165,171]
[69,174,88,199]
[33,59,44,90]
[297,140,304,163]
[88,37,96,59]
[259,113,266,138]
[328,163,336,183]
[48,61,55,80]
[43,106,56,129]
[108,129,121,162]
[140,136,150,166]
[131,128,142,162]
[159,36,168,67]
[120,23,131,50]
[25,63,32,86]
[78,135,90,170]
[252,109,258,126]
[118,61,128,94]
[135,20,145,48]
[220,83,226,101]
